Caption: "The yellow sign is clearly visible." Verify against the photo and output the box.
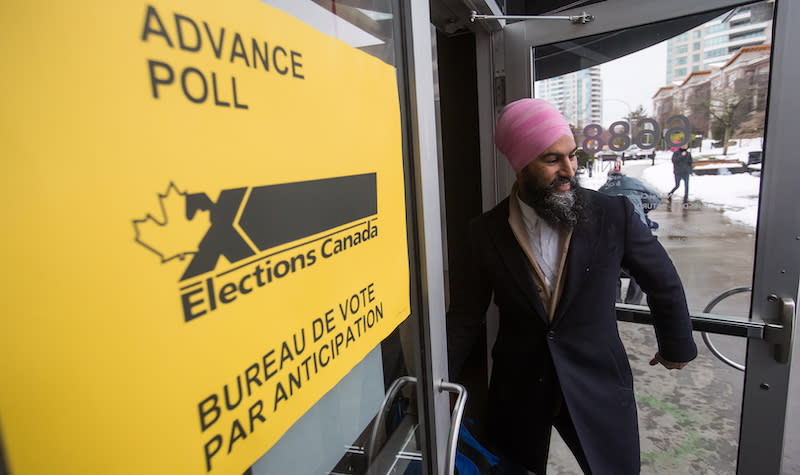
[0,1,410,474]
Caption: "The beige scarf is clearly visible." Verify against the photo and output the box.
[507,187,573,320]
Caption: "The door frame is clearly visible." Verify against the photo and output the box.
[401,2,456,474]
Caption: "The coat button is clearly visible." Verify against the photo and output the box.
[585,265,590,272]
[537,286,543,293]
[547,330,555,340]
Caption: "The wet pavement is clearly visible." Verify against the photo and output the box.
[547,162,799,474]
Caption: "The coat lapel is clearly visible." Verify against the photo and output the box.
[553,190,604,326]
[485,200,549,324]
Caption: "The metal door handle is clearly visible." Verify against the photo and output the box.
[764,296,795,364]
[366,376,468,474]
[438,380,468,475]
[617,290,795,367]
[701,287,751,372]
[366,376,417,464]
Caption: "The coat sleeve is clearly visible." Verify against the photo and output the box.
[621,176,661,210]
[446,218,494,380]
[633,180,661,211]
[618,197,697,363]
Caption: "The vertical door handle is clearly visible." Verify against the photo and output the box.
[438,380,468,475]
[366,376,417,464]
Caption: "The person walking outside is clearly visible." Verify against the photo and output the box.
[668,147,692,201]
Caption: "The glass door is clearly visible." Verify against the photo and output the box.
[498,1,798,473]
[245,2,455,475]
[0,1,454,475]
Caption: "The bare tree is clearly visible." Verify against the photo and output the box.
[705,88,752,155]
[624,105,648,139]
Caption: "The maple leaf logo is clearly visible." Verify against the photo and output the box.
[133,183,210,263]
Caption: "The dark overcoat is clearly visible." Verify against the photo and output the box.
[671,150,694,176]
[446,188,697,474]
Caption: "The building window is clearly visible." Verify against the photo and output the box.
[706,23,728,34]
[729,29,765,41]
[730,18,751,28]
[693,42,701,51]
[692,65,700,72]
[705,36,727,47]
[692,54,700,63]
[675,56,688,65]
[730,42,762,53]
[675,32,689,42]
[675,67,687,77]
[676,44,688,54]
[693,30,702,39]
[705,48,727,59]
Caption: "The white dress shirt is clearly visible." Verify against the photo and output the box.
[516,193,561,290]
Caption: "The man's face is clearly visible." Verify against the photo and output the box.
[517,135,578,199]
[517,134,582,229]
[518,135,578,192]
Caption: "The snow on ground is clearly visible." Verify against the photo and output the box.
[641,160,760,228]
[580,138,764,228]
[694,138,763,165]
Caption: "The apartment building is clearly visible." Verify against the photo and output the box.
[654,45,770,138]
[535,66,602,129]
[665,1,773,84]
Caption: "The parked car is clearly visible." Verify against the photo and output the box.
[622,145,655,160]
[597,150,620,161]
[621,146,642,159]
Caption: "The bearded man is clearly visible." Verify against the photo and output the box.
[446,98,697,474]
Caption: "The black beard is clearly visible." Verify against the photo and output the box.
[522,175,584,230]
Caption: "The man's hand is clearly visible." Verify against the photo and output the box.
[649,352,689,370]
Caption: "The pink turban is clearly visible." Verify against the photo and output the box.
[494,98,573,173]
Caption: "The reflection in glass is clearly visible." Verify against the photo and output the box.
[534,2,773,473]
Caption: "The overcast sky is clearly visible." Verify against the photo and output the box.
[600,41,668,125]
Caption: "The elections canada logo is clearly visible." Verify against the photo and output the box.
[133,174,379,322]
